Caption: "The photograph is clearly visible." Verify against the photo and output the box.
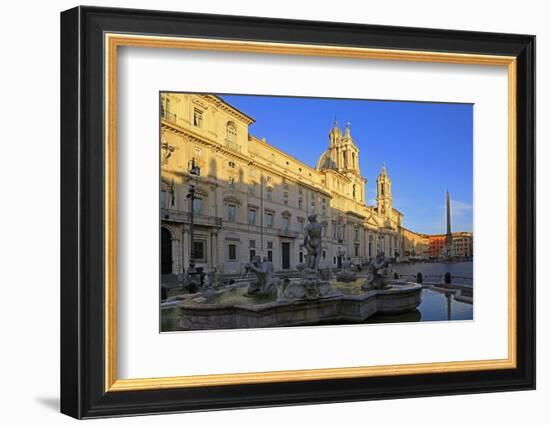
[56,4,536,419]
[159,93,474,331]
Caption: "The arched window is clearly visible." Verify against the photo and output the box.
[352,184,356,199]
[226,122,237,142]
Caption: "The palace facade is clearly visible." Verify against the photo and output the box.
[401,228,430,259]
[160,93,406,275]
[426,233,473,259]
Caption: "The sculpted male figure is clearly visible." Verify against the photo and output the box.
[303,214,323,270]
[371,251,388,274]
[246,255,277,295]
[280,215,340,301]
[246,255,267,295]
[262,256,274,276]
[363,251,389,289]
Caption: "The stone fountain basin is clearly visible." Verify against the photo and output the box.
[178,281,422,330]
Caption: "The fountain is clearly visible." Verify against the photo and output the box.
[178,215,422,330]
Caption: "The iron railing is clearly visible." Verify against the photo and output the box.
[277,228,299,238]
[161,208,222,227]
[161,110,189,128]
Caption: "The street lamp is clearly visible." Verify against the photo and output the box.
[186,158,201,273]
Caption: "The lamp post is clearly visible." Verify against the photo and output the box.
[186,158,201,273]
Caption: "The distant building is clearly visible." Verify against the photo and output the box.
[427,232,473,259]
[160,93,405,275]
[428,234,447,258]
[401,228,429,259]
[450,232,474,258]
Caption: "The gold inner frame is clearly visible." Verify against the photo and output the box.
[104,33,517,392]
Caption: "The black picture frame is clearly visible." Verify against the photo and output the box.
[61,5,535,419]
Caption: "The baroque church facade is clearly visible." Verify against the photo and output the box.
[160,93,404,275]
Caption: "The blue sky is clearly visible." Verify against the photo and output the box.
[221,94,473,234]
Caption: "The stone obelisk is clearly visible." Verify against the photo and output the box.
[445,190,452,258]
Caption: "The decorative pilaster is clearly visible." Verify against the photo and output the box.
[211,229,218,269]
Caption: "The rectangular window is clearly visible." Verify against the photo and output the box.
[299,252,304,263]
[248,208,256,225]
[227,205,236,222]
[298,219,305,232]
[193,109,203,127]
[354,245,359,257]
[282,216,289,231]
[228,244,236,261]
[249,240,256,249]
[267,250,273,262]
[248,183,256,195]
[192,240,206,261]
[266,212,274,228]
[267,188,272,201]
[322,250,327,259]
[267,241,273,250]
[193,198,203,215]
[249,249,256,262]
[355,228,359,241]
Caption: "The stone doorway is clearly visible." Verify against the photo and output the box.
[281,242,290,270]
[161,227,173,274]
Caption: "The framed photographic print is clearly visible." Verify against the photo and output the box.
[60,6,535,419]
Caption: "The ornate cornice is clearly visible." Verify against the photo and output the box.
[202,95,255,125]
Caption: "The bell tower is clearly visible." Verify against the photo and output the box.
[376,163,392,215]
[339,122,360,174]
[328,117,342,148]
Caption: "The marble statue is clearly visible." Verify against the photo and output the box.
[202,273,212,289]
[245,255,278,296]
[303,214,323,270]
[278,215,340,301]
[362,251,390,290]
[336,256,357,282]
